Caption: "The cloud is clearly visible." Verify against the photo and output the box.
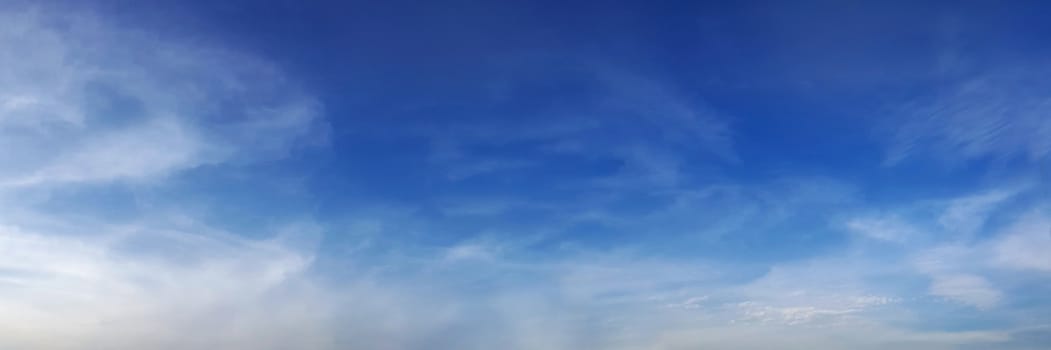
[646,323,1010,350]
[8,118,205,186]
[0,210,1035,350]
[0,222,329,350]
[937,189,1019,236]
[958,325,1051,350]
[911,243,1003,309]
[409,61,736,185]
[2,4,1048,350]
[0,8,326,188]
[0,212,598,350]
[729,300,892,326]
[727,252,902,327]
[927,273,1002,309]
[881,187,1051,309]
[845,187,1023,246]
[0,6,334,349]
[885,68,1051,165]
[908,207,1051,309]
[992,210,1051,272]
[591,66,738,163]
[846,214,919,243]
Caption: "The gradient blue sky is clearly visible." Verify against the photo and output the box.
[1,1,1050,349]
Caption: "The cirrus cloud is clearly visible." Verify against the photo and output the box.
[0,7,326,188]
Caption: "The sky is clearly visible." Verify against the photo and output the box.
[1,0,1050,349]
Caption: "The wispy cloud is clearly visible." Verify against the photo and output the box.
[846,214,919,243]
[0,8,325,188]
[3,3,1050,350]
[928,273,1002,309]
[411,61,736,185]
[0,221,326,349]
[843,184,1049,311]
[0,6,330,349]
[991,210,1051,272]
[885,68,1051,165]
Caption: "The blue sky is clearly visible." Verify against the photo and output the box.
[1,1,1050,349]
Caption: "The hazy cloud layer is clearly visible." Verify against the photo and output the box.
[1,3,1049,350]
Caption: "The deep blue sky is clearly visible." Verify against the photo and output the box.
[1,1,1050,349]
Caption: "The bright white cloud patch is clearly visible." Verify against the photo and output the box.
[0,223,328,350]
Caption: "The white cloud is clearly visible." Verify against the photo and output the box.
[937,189,1018,236]
[928,273,1002,309]
[728,254,901,327]
[593,66,738,163]
[912,243,1003,309]
[886,69,1051,164]
[416,62,737,185]
[992,211,1051,272]
[844,186,1023,246]
[842,186,1048,309]
[0,7,337,349]
[0,8,325,188]
[732,302,863,326]
[846,215,918,243]
[0,213,1030,350]
[8,118,205,186]
[0,5,1045,350]
[0,222,329,350]
[442,241,503,262]
[665,295,709,310]
[647,323,1010,350]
